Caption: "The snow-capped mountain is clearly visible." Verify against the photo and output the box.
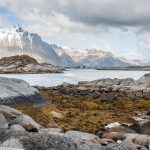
[0,25,138,68]
[0,25,76,67]
[56,47,139,67]
[51,45,78,67]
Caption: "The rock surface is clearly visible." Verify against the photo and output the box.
[0,77,47,105]
[53,73,150,100]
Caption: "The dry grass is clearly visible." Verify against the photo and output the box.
[13,88,150,133]
[0,55,38,65]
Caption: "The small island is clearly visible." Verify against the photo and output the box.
[0,55,64,74]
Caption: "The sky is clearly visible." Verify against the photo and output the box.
[0,0,150,62]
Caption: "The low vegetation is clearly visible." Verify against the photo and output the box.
[13,88,150,133]
[0,55,38,65]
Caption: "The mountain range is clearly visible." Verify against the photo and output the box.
[0,25,139,68]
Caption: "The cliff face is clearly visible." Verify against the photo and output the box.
[0,55,64,73]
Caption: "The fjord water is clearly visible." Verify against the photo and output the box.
[0,69,150,87]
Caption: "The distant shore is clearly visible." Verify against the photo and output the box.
[96,66,150,71]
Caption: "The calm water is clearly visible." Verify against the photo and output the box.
[0,69,150,87]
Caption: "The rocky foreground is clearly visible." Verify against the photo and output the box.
[0,105,149,150]
[0,74,149,149]
[0,55,64,73]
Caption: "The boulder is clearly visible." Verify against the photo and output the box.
[138,120,150,134]
[64,131,101,144]
[130,120,150,134]
[39,128,64,136]
[0,138,24,149]
[0,105,23,116]
[102,132,125,141]
[10,115,42,132]
[0,77,47,105]
[10,125,26,132]
[101,94,114,101]
[107,126,136,133]
[124,133,150,148]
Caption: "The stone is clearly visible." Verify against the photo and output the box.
[99,138,115,146]
[105,143,139,150]
[10,124,26,132]
[124,133,150,148]
[138,120,150,134]
[0,138,24,149]
[0,113,8,129]
[0,77,47,105]
[39,128,64,136]
[51,111,63,119]
[107,125,136,133]
[101,94,114,101]
[102,132,125,141]
[0,105,23,116]
[64,131,101,144]
[105,122,120,128]
[10,115,42,131]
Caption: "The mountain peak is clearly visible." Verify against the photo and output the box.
[0,25,25,33]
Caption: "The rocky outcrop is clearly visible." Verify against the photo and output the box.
[0,105,149,150]
[0,55,64,73]
[53,73,150,100]
[0,77,47,105]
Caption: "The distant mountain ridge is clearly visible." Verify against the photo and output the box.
[55,47,139,67]
[0,25,139,68]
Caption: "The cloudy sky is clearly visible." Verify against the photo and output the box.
[0,0,150,62]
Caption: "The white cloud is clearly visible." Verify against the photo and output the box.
[0,0,150,62]
[137,32,150,61]
[124,51,143,60]
[90,40,112,51]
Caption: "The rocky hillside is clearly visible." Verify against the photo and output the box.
[0,77,47,105]
[0,55,64,73]
[0,105,149,149]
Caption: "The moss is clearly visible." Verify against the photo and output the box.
[13,88,150,134]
